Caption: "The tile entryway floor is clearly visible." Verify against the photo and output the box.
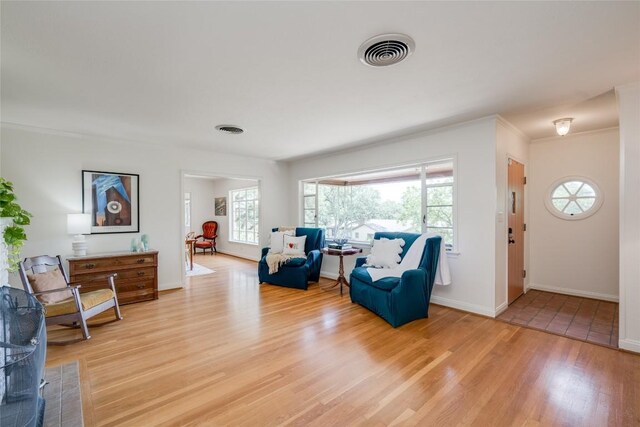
[497,290,618,348]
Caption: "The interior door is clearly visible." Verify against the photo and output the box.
[508,158,525,304]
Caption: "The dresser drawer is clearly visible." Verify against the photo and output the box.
[117,289,155,305]
[70,254,156,274]
[117,278,156,293]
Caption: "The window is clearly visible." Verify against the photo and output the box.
[302,159,456,250]
[184,192,191,229]
[424,161,455,249]
[230,187,260,244]
[545,177,602,220]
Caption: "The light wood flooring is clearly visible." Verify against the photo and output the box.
[46,254,640,426]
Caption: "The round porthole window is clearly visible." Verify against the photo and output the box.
[544,177,603,220]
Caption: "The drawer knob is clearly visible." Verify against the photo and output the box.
[136,259,145,264]
[85,263,96,269]
[136,284,145,289]
[137,271,145,276]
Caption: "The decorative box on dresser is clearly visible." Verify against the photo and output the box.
[67,250,158,305]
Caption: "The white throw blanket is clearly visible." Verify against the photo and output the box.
[265,252,306,274]
[366,233,452,285]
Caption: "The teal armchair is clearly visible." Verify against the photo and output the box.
[349,232,442,327]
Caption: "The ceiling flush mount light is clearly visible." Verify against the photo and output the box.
[215,125,244,134]
[553,118,573,136]
[358,33,415,67]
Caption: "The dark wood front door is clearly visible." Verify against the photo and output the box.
[508,158,525,304]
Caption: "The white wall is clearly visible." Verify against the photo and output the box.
[616,82,640,353]
[288,117,500,316]
[495,118,530,313]
[0,125,290,290]
[528,128,619,301]
[210,177,261,261]
[183,176,216,235]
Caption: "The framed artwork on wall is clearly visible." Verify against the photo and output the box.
[82,170,140,234]
[215,197,227,216]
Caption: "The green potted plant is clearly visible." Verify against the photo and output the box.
[0,178,32,285]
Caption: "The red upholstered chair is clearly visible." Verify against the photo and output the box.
[194,221,218,255]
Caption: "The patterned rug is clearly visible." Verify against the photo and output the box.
[186,263,215,277]
[43,361,83,427]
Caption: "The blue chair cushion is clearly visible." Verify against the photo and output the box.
[351,267,401,291]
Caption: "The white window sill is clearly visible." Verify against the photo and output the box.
[228,240,259,246]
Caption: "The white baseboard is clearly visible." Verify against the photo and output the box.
[618,338,640,354]
[494,301,509,316]
[526,283,618,302]
[320,271,339,280]
[159,282,183,291]
[216,250,260,262]
[430,295,496,318]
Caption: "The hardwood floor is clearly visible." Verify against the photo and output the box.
[46,254,640,426]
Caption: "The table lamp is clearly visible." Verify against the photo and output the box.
[67,213,91,256]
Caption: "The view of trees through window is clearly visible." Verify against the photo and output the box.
[230,187,260,244]
[304,162,455,249]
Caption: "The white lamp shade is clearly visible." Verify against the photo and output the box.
[67,213,91,235]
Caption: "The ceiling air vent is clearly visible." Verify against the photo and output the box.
[215,125,244,134]
[358,33,415,67]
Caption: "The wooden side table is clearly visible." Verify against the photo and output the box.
[321,247,363,296]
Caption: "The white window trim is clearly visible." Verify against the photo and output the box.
[544,176,603,221]
[229,186,260,245]
[299,155,459,252]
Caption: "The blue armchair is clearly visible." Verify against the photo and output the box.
[349,232,442,327]
[258,227,325,290]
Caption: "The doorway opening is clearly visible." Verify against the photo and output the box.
[181,172,261,285]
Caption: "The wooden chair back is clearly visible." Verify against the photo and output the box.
[18,255,70,295]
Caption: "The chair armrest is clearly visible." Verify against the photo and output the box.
[33,285,80,295]
[355,256,367,268]
[306,249,321,263]
[261,247,270,258]
[194,234,204,239]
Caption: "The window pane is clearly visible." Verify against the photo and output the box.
[427,227,453,248]
[304,182,316,195]
[304,195,316,209]
[426,206,453,228]
[246,188,258,200]
[552,186,570,198]
[233,230,240,240]
[234,190,246,201]
[577,197,595,211]
[563,181,582,195]
[564,201,582,215]
[239,231,246,241]
[304,210,315,223]
[576,184,596,197]
[552,198,569,211]
[427,186,453,206]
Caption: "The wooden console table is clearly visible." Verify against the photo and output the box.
[67,250,159,305]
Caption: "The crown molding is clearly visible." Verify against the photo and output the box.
[530,126,619,143]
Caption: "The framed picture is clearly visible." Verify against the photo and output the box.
[82,170,139,234]
[215,197,227,216]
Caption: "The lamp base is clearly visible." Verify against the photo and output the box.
[72,235,88,257]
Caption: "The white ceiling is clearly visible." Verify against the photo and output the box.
[1,2,639,160]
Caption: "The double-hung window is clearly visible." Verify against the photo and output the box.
[230,187,260,245]
[301,159,456,251]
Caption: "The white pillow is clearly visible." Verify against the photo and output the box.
[268,230,295,254]
[283,235,307,256]
[366,238,405,268]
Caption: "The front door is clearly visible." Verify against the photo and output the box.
[508,158,525,304]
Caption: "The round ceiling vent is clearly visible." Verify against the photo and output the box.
[215,125,244,134]
[358,33,415,67]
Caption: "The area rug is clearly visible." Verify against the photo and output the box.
[186,263,215,277]
[43,360,83,427]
